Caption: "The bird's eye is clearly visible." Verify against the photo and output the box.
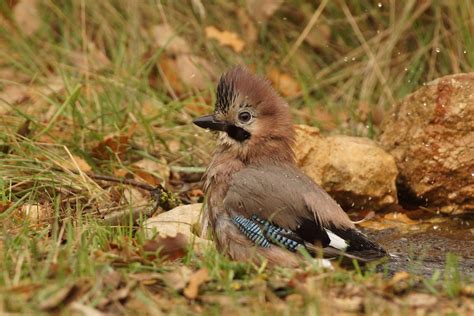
[238,111,252,123]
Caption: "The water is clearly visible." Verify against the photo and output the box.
[363,211,474,277]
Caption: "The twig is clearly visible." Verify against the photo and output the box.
[85,173,157,191]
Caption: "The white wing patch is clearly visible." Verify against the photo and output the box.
[324,228,348,250]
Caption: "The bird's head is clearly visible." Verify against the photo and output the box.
[193,66,295,164]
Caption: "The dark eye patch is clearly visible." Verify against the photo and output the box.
[227,125,251,142]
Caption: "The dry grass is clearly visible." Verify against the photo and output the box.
[0,1,473,314]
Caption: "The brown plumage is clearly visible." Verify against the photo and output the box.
[194,66,386,267]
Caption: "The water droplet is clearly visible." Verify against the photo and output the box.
[351,57,356,61]
[283,17,287,21]
[423,102,427,106]
[343,57,348,62]
[463,50,467,54]
[435,47,440,53]
[404,68,408,72]
[433,225,439,230]
[471,173,474,177]
[378,3,382,7]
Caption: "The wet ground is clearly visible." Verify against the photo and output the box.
[362,212,474,278]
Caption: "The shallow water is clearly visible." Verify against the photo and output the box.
[363,213,474,278]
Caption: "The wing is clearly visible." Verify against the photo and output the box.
[224,164,386,259]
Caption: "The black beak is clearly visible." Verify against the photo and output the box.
[193,115,229,132]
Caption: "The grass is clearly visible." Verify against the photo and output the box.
[0,0,473,314]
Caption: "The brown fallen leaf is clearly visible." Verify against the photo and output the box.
[19,204,51,223]
[161,266,193,291]
[267,68,301,97]
[122,187,148,206]
[0,201,12,213]
[143,233,188,261]
[404,292,437,307]
[0,85,29,114]
[183,268,209,299]
[61,155,92,173]
[175,54,215,90]
[13,0,41,37]
[39,283,76,311]
[91,134,131,160]
[132,158,169,186]
[205,26,245,53]
[305,23,331,49]
[246,0,283,22]
[237,8,258,45]
[333,296,363,312]
[152,24,190,54]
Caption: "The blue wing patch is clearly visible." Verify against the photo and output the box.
[232,215,271,248]
[232,214,304,252]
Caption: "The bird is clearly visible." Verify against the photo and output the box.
[193,66,387,268]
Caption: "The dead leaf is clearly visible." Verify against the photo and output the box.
[122,187,147,206]
[91,134,130,160]
[246,0,283,22]
[13,0,41,37]
[158,56,184,94]
[61,155,92,173]
[39,283,76,310]
[333,296,363,312]
[152,24,190,54]
[68,43,110,73]
[145,204,212,254]
[385,271,411,293]
[162,266,193,291]
[205,26,245,53]
[390,271,411,284]
[285,293,304,307]
[20,204,50,223]
[0,85,29,114]
[159,54,214,93]
[175,54,215,90]
[132,158,169,186]
[70,302,104,316]
[184,96,211,116]
[183,268,209,299]
[237,8,258,45]
[168,140,180,153]
[0,201,12,213]
[267,68,301,97]
[404,293,437,307]
[305,24,331,49]
[143,233,188,261]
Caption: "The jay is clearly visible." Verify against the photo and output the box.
[193,66,387,268]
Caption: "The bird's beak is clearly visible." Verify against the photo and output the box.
[193,114,229,132]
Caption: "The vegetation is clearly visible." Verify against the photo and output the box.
[0,1,473,314]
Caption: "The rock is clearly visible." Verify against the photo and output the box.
[145,203,211,252]
[294,125,398,211]
[379,73,474,214]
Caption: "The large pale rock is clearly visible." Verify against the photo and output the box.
[294,125,398,211]
[380,73,474,214]
[145,203,211,251]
